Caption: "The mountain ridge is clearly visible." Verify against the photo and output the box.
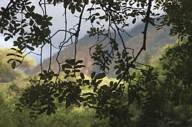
[31,23,176,75]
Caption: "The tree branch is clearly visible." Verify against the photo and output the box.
[132,0,153,63]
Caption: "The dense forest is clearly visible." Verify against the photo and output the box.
[0,0,192,127]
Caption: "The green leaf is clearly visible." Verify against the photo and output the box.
[66,59,76,65]
[4,36,11,41]
[62,64,72,69]
[75,65,85,69]
[91,72,96,79]
[26,45,35,51]
[31,5,35,12]
[76,60,83,64]
[76,6,81,12]
[96,80,102,85]
[95,73,105,79]
[132,18,136,24]
[71,5,75,14]
[80,73,85,79]
[84,0,89,4]
[11,61,16,69]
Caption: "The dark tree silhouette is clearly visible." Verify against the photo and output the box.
[0,0,192,127]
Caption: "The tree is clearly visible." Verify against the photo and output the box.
[160,40,192,105]
[155,40,192,127]
[0,0,192,126]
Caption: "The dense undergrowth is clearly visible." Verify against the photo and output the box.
[0,81,109,127]
[1,40,192,127]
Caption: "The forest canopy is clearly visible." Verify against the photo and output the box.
[0,0,192,127]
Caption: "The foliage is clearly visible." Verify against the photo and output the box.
[0,82,109,127]
[1,40,192,127]
[1,0,192,127]
[157,0,192,40]
[0,48,35,82]
[160,40,192,88]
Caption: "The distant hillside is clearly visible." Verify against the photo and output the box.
[32,23,176,74]
[0,48,36,82]
[125,24,176,63]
